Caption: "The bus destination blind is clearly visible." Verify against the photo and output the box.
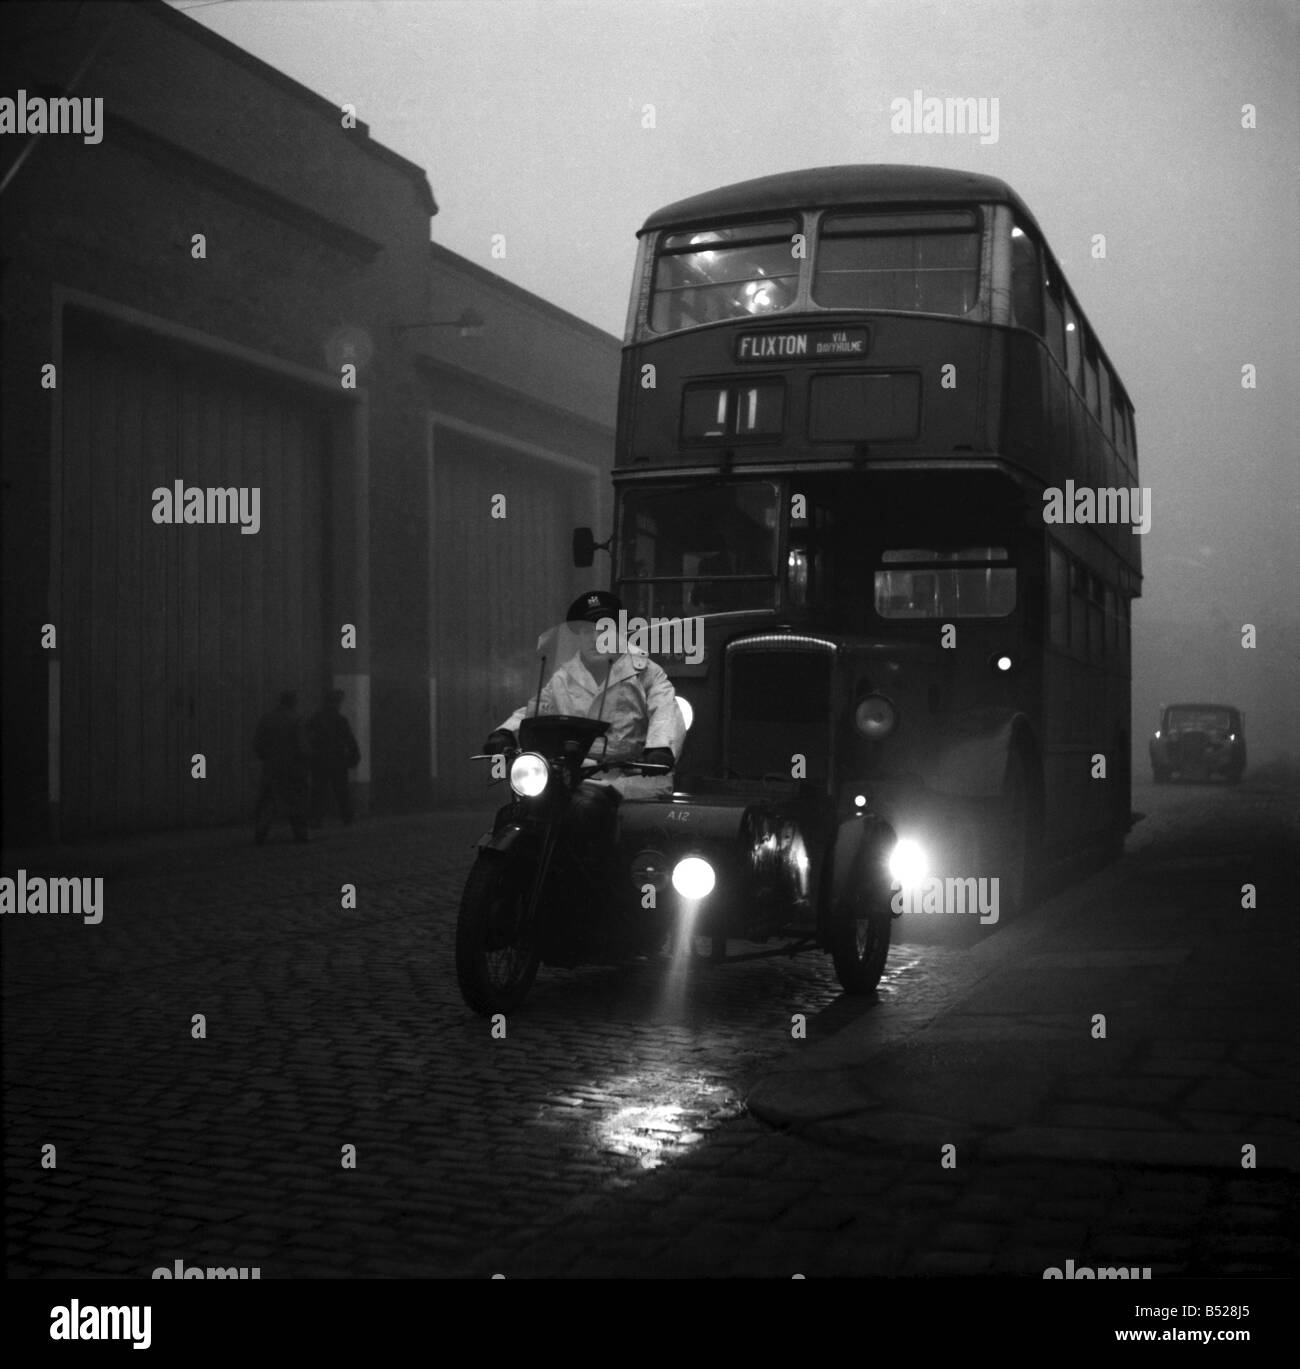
[735,327,869,361]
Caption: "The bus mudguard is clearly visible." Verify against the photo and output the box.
[929,707,1033,798]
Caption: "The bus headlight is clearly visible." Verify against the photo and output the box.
[509,753,550,797]
[677,695,694,730]
[671,856,716,900]
[888,838,928,889]
[855,694,897,740]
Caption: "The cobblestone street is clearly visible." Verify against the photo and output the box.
[4,780,1298,1279]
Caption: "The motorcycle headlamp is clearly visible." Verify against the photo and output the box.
[509,752,550,798]
[854,694,897,741]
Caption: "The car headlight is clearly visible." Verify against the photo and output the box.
[855,694,897,741]
[509,752,550,797]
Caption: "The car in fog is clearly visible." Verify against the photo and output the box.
[1149,703,1246,784]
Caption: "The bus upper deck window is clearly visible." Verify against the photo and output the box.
[1010,224,1044,336]
[1084,348,1099,416]
[1064,299,1083,391]
[1098,365,1114,441]
[649,219,800,333]
[813,210,979,315]
[1043,263,1066,366]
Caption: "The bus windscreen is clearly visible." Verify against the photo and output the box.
[617,482,779,617]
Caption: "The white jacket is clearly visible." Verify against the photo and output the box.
[498,652,686,794]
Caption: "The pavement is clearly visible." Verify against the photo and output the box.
[3,779,1298,1279]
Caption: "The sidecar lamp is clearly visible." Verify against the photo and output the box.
[509,752,550,798]
[671,856,716,900]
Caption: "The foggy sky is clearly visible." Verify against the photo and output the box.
[176,0,1299,762]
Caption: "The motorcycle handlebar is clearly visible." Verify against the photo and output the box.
[469,751,670,775]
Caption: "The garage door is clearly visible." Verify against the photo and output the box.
[59,313,329,835]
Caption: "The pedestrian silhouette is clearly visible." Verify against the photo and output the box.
[253,690,312,843]
[308,688,361,827]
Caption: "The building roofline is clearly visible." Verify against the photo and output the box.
[427,241,620,348]
[414,351,614,442]
[143,0,437,216]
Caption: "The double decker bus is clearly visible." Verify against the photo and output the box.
[582,164,1140,934]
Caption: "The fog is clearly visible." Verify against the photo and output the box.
[182,0,1299,764]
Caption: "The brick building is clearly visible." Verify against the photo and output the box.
[0,0,620,841]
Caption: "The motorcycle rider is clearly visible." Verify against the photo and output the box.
[482,590,685,837]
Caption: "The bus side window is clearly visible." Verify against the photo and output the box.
[1064,298,1083,392]
[1043,261,1066,367]
[1098,365,1114,443]
[1010,224,1044,335]
[1049,545,1068,647]
[1084,345,1100,420]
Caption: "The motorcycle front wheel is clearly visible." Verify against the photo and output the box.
[829,899,892,994]
[455,854,542,1015]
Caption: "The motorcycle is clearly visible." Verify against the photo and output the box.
[455,709,901,1017]
[455,713,674,1015]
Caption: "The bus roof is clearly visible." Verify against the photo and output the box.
[640,164,1044,236]
[638,163,1134,414]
